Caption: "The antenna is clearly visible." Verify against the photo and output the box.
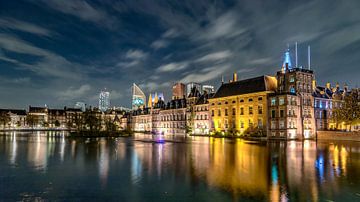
[295,42,298,68]
[308,45,311,70]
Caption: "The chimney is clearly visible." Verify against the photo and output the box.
[221,75,224,84]
[233,72,238,82]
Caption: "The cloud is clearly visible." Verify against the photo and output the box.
[0,34,82,79]
[162,28,179,38]
[180,64,231,83]
[247,57,273,65]
[151,39,169,49]
[156,62,189,73]
[201,11,247,40]
[195,50,232,63]
[58,84,91,100]
[40,0,116,29]
[125,49,147,60]
[116,60,139,68]
[139,81,171,92]
[0,18,52,36]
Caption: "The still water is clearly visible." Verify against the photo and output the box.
[1,131,360,201]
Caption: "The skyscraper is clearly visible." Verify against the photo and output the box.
[99,89,110,112]
[172,83,185,99]
[186,82,202,96]
[132,83,146,110]
[202,85,215,93]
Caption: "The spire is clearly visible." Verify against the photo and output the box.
[282,47,292,71]
[308,45,311,70]
[147,93,153,108]
[154,92,159,104]
[295,42,298,68]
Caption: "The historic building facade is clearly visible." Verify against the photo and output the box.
[193,93,213,135]
[209,74,277,135]
[269,49,316,139]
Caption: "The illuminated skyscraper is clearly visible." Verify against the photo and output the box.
[99,89,110,112]
[132,83,146,110]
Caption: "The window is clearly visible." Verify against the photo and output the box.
[240,121,244,128]
[279,97,285,105]
[240,99,244,103]
[290,87,296,94]
[225,101,228,104]
[280,109,284,118]
[225,109,228,116]
[271,110,276,118]
[249,106,253,115]
[218,102,221,105]
[218,109,221,116]
[205,115,207,120]
[271,98,276,106]
[289,76,295,82]
[271,121,276,129]
[232,100,236,104]
[249,98,253,102]
[279,121,285,129]
[232,108,236,116]
[258,119,263,128]
[258,105,263,114]
[225,120,228,128]
[240,107,244,115]
[280,132,285,137]
[258,97,263,101]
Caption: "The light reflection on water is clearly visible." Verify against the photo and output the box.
[0,131,360,201]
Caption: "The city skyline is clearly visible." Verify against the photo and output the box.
[1,0,360,109]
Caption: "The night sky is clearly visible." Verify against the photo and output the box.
[1,0,359,109]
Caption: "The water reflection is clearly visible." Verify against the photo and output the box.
[0,131,360,201]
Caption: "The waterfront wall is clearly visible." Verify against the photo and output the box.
[317,131,360,141]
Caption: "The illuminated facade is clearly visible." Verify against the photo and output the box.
[132,83,146,110]
[209,74,277,135]
[269,49,316,139]
[193,93,213,134]
[99,89,110,112]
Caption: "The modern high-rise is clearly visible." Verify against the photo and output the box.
[186,82,202,96]
[99,89,110,112]
[202,85,215,93]
[172,83,185,99]
[132,83,146,110]
[74,102,86,112]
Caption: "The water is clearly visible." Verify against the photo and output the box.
[1,131,360,201]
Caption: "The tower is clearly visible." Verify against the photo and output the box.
[99,89,110,112]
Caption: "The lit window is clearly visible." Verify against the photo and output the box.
[271,98,276,106]
[232,108,236,116]
[290,87,296,94]
[279,97,285,105]
[289,76,295,82]
[258,105,263,114]
[249,106,253,115]
[240,107,244,115]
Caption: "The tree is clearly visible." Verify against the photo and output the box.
[332,90,360,131]
[26,114,36,129]
[83,110,101,132]
[0,112,11,129]
[54,120,60,127]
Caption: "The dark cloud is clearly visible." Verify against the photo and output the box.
[0,0,359,108]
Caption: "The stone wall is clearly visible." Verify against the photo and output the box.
[317,131,360,141]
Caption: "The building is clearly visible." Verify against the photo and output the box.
[132,83,146,110]
[202,85,215,93]
[48,108,66,128]
[131,108,152,132]
[313,82,350,131]
[193,92,214,135]
[0,109,27,129]
[159,98,187,135]
[99,89,110,112]
[186,82,202,96]
[74,102,86,112]
[268,48,316,139]
[172,82,186,99]
[209,73,277,135]
[28,106,48,128]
